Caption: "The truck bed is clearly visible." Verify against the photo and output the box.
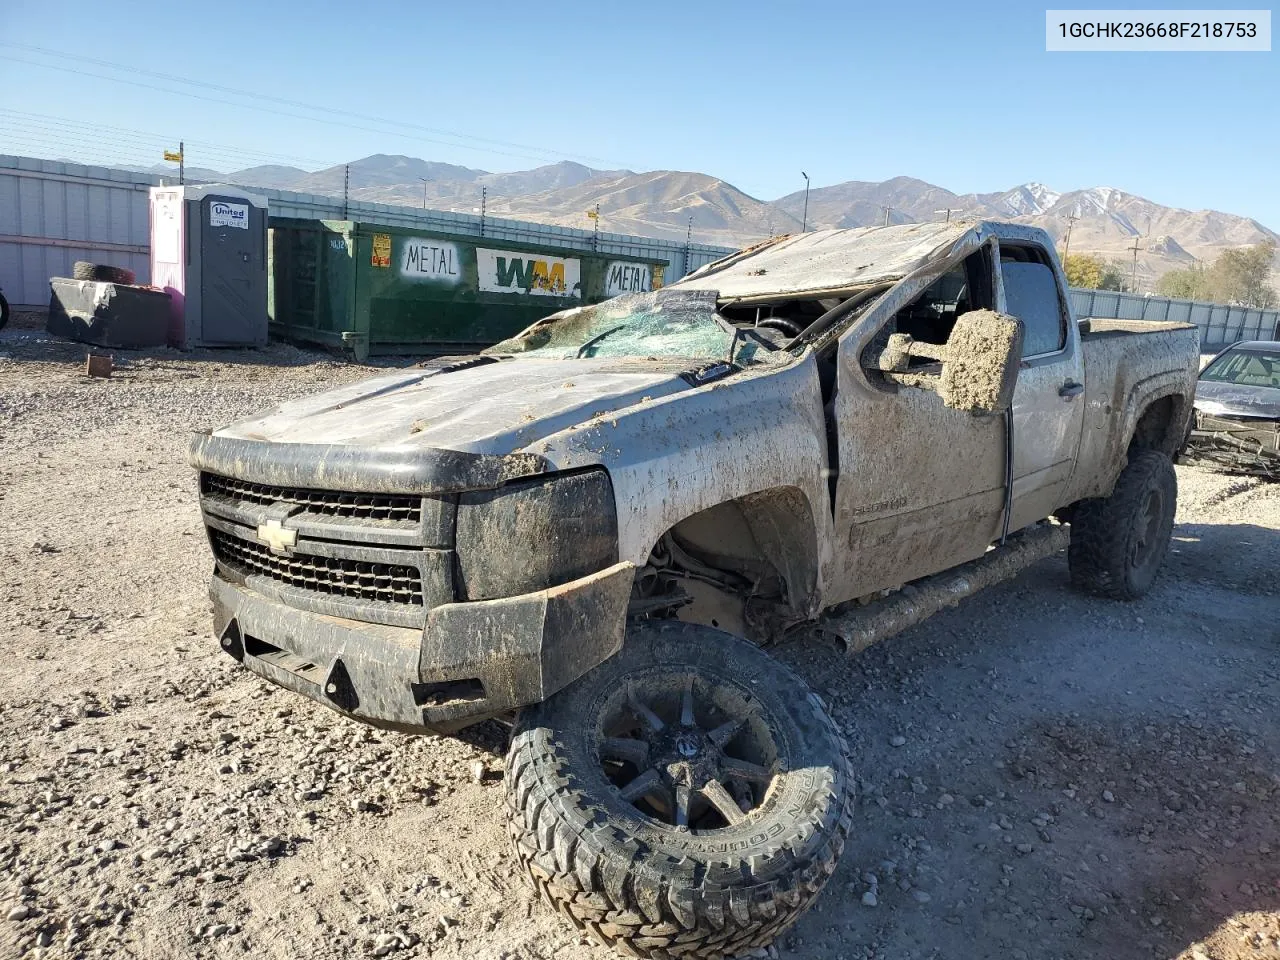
[1063,320,1201,504]
[1080,318,1197,339]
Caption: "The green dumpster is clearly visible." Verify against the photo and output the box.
[268,218,667,360]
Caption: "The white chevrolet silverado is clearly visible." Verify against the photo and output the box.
[190,220,1200,959]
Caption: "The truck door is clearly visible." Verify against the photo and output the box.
[826,249,1008,604]
[998,244,1086,531]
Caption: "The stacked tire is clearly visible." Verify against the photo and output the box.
[72,261,137,286]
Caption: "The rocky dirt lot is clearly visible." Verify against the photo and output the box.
[1,329,1277,960]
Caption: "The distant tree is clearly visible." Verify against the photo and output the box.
[1207,240,1277,308]
[1097,260,1126,291]
[1156,263,1211,301]
[1061,254,1105,289]
[1062,253,1128,291]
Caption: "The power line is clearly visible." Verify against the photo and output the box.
[3,42,608,164]
[3,55,565,168]
[1,43,626,170]
[0,108,342,170]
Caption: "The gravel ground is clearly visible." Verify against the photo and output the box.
[1,329,1277,960]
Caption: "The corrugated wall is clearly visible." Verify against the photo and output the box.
[4,154,1278,346]
[0,155,732,307]
[1069,288,1280,348]
[0,157,153,304]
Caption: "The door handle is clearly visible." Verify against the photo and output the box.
[1059,381,1084,400]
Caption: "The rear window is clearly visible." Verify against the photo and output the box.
[1001,259,1065,357]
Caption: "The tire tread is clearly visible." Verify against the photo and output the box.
[1068,449,1177,599]
[504,623,854,959]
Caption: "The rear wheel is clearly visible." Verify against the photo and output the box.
[0,290,9,332]
[505,620,854,959]
[1068,449,1177,599]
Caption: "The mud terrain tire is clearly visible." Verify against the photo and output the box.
[1069,449,1177,599]
[505,620,854,959]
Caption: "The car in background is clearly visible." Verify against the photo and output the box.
[1183,339,1280,478]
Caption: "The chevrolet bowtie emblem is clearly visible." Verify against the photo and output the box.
[256,519,298,556]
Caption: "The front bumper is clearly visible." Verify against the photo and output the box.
[211,561,634,734]
[1184,413,1279,478]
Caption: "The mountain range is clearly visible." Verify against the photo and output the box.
[135,154,1279,292]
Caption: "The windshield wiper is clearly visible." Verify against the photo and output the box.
[575,324,627,358]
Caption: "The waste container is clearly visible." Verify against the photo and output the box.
[268,218,666,358]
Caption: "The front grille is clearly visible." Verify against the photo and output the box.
[202,473,421,524]
[210,529,424,606]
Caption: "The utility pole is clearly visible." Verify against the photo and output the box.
[419,177,432,209]
[933,207,962,223]
[1061,213,1079,263]
[480,186,487,237]
[590,203,600,251]
[343,164,350,220]
[800,171,810,233]
[685,215,693,275]
[881,205,893,227]
[1128,234,1142,293]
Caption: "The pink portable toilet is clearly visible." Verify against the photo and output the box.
[150,185,269,348]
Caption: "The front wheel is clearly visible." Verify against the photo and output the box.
[505,620,854,959]
[1068,449,1177,599]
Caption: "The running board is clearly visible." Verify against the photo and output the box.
[816,521,1070,655]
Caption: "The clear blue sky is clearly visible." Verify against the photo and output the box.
[1,0,1276,228]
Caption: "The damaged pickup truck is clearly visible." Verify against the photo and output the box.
[190,221,1200,959]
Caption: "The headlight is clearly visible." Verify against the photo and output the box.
[455,470,618,601]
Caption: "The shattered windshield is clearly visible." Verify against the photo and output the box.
[1201,347,1280,390]
[483,289,778,365]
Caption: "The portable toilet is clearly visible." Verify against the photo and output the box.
[150,185,269,348]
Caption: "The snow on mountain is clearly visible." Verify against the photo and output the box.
[991,182,1061,216]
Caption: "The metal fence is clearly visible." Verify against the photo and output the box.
[1070,288,1279,349]
[0,154,734,307]
[5,154,1278,348]
[0,157,154,305]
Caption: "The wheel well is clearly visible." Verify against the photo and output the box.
[1128,394,1186,458]
[630,487,820,643]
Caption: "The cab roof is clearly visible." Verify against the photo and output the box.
[673,220,1056,303]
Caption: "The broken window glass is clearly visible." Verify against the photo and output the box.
[483,289,779,366]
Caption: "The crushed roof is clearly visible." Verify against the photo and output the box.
[673,220,1052,301]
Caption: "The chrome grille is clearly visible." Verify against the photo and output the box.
[210,529,423,606]
[202,473,421,524]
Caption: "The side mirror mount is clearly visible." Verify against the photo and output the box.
[865,310,1024,416]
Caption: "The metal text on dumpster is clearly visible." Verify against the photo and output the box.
[400,239,462,283]
[605,261,653,297]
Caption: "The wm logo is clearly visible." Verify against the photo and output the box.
[495,256,567,295]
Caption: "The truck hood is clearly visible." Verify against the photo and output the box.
[1194,380,1280,420]
[215,356,695,455]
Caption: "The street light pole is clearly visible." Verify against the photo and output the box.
[419,177,432,209]
[800,171,810,233]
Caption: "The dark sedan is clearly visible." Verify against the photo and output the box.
[1183,339,1280,478]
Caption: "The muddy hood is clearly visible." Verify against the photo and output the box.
[213,357,694,456]
[1194,380,1280,420]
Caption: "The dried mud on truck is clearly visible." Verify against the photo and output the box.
[189,220,1201,959]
